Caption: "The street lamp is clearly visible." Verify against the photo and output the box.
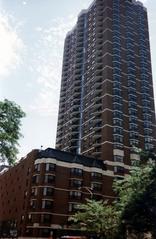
[79,186,93,199]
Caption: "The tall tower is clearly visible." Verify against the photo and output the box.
[56,0,156,170]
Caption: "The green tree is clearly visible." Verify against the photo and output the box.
[70,151,156,238]
[114,157,156,238]
[70,199,119,239]
[0,99,25,165]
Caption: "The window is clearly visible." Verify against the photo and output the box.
[43,187,54,196]
[91,172,102,180]
[129,123,138,131]
[31,187,37,196]
[114,155,123,163]
[25,228,33,236]
[69,191,81,199]
[32,175,39,184]
[145,143,153,150]
[113,135,123,143]
[91,182,102,192]
[130,130,138,138]
[39,228,50,237]
[30,200,36,209]
[130,139,139,146]
[143,114,152,121]
[129,94,137,102]
[42,200,53,209]
[70,179,82,188]
[46,163,55,172]
[142,100,150,108]
[41,214,52,224]
[113,103,122,111]
[28,214,32,222]
[129,109,137,116]
[113,127,123,135]
[114,166,124,174]
[44,175,55,184]
[145,137,153,143]
[113,118,122,127]
[144,121,152,129]
[114,143,123,149]
[113,110,122,119]
[144,128,152,135]
[68,203,80,212]
[34,164,40,172]
[71,168,83,176]
[113,88,121,97]
[142,107,151,114]
[128,101,136,108]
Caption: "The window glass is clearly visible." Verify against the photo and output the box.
[69,191,81,199]
[43,187,53,196]
[41,214,51,224]
[68,203,80,212]
[71,168,83,176]
[70,179,82,188]
[91,172,102,179]
[46,163,55,172]
[91,182,102,192]
[44,175,55,184]
[42,200,53,209]
[34,164,40,172]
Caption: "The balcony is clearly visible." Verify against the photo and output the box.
[70,120,79,129]
[58,111,65,118]
[60,92,66,98]
[92,132,101,140]
[69,140,79,149]
[73,84,81,91]
[58,118,64,124]
[96,51,103,57]
[73,89,81,95]
[92,151,101,157]
[70,132,79,139]
[75,52,83,59]
[70,137,79,143]
[71,110,80,117]
[70,105,80,112]
[56,134,63,141]
[70,124,79,130]
[94,122,102,131]
[92,106,102,115]
[93,117,102,123]
[94,88,102,95]
[93,140,101,147]
[94,81,102,88]
[93,93,102,101]
[91,172,102,180]
[93,99,102,107]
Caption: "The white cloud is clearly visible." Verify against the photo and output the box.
[0,11,24,77]
[29,15,76,117]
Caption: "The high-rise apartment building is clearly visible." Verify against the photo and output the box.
[56,0,156,170]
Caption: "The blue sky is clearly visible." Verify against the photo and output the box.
[0,0,155,159]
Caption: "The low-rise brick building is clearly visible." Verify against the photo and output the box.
[0,148,121,238]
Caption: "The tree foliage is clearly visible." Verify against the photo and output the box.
[70,199,119,239]
[70,151,156,238]
[0,99,25,165]
[114,160,156,238]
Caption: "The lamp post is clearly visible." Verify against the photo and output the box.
[79,186,93,199]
